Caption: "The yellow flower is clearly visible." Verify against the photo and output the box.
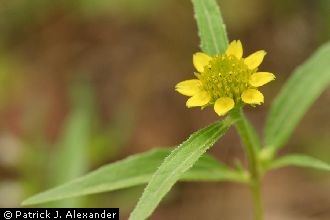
[175,40,275,116]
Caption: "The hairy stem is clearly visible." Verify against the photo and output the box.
[230,107,263,220]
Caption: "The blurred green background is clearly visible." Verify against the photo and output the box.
[0,0,329,219]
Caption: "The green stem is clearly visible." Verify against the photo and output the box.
[251,179,263,220]
[230,107,263,220]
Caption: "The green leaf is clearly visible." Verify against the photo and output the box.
[192,0,228,55]
[129,120,231,220]
[265,42,330,151]
[22,146,244,206]
[268,154,330,171]
[50,81,94,207]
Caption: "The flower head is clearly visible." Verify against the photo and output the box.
[175,40,275,116]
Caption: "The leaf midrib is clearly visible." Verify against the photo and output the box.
[201,0,220,53]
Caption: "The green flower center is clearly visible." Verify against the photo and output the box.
[198,55,256,103]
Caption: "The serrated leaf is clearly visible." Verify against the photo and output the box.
[269,154,330,171]
[265,42,330,151]
[22,145,244,206]
[192,0,228,55]
[129,120,231,220]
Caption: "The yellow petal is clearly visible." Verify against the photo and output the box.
[249,72,276,87]
[225,40,243,59]
[193,52,211,72]
[175,79,202,96]
[244,50,266,69]
[214,97,235,116]
[241,89,264,105]
[186,91,211,108]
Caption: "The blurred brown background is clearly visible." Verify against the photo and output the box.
[0,0,329,219]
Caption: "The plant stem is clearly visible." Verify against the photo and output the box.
[230,107,264,220]
[251,178,263,220]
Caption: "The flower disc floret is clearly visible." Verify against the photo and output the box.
[198,54,255,103]
[175,40,275,116]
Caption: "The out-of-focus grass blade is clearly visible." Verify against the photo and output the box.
[268,154,330,171]
[129,120,232,220]
[265,42,330,152]
[191,0,228,55]
[50,81,94,207]
[22,147,245,206]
